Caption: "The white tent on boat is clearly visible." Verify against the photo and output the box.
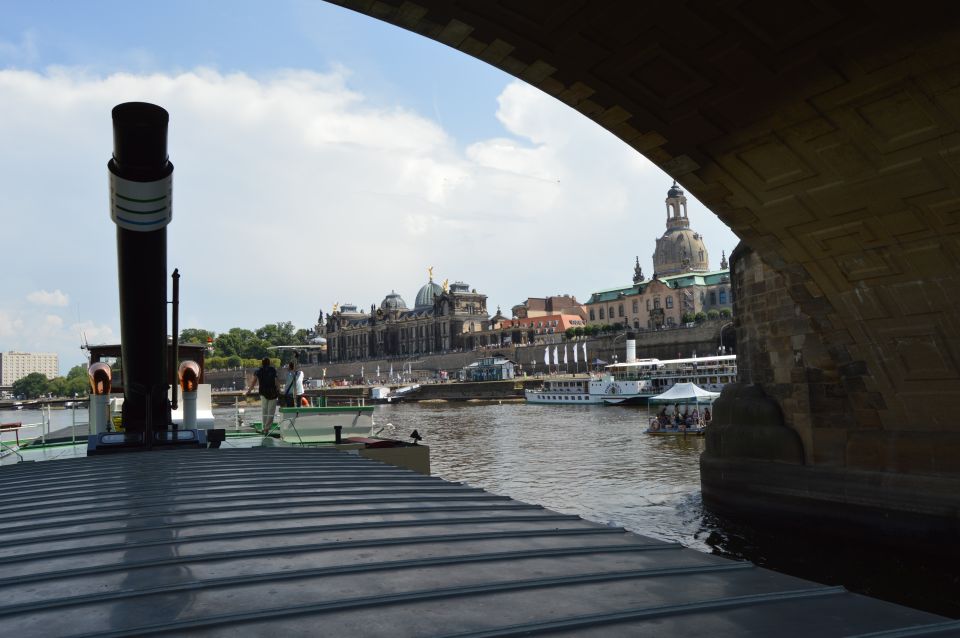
[649,382,720,405]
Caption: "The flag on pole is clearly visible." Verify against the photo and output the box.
[376,365,380,378]
[563,345,568,365]
[583,342,587,362]
[543,348,549,366]
[389,363,393,378]
[553,346,559,366]
[573,343,578,364]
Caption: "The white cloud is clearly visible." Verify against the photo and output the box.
[27,289,69,307]
[0,67,739,369]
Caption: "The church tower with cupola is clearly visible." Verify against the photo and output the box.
[652,181,710,277]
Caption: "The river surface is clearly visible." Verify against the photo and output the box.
[2,402,957,617]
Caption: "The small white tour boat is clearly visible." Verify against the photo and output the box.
[644,382,720,435]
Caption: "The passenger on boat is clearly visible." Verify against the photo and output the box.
[246,357,279,433]
[649,417,660,431]
[704,408,712,424]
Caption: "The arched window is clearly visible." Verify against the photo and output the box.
[618,304,624,317]
[599,308,605,320]
[719,289,727,304]
[589,308,595,320]
[666,296,673,309]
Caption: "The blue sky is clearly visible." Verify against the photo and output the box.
[0,1,739,373]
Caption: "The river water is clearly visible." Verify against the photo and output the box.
[2,402,957,617]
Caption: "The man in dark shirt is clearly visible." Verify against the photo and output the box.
[245,357,278,434]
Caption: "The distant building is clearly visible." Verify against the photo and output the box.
[325,272,490,362]
[461,356,515,382]
[0,351,60,386]
[498,314,586,345]
[585,182,732,330]
[511,295,585,321]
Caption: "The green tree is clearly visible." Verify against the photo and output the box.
[13,372,49,399]
[720,308,732,318]
[694,311,707,323]
[226,355,243,368]
[564,328,576,340]
[256,322,303,346]
[681,312,695,324]
[573,327,584,337]
[180,328,216,345]
[66,364,87,380]
[707,309,720,320]
[215,328,270,359]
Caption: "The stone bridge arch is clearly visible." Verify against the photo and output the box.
[330,1,960,536]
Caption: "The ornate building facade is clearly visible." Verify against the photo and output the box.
[585,182,732,330]
[324,273,489,362]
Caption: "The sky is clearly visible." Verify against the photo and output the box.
[0,1,739,374]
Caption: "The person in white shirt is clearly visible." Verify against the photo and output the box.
[283,361,305,407]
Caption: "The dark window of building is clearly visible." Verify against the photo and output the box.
[608,306,615,319]
[654,298,660,309]
[719,289,727,304]
[632,300,638,313]
[633,320,639,329]
[666,296,673,309]
[589,308,595,320]
[710,291,717,305]
[618,304,624,317]
[599,308,605,320]
[646,299,651,311]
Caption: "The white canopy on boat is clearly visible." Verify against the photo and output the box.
[649,382,720,404]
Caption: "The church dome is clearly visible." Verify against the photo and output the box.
[667,181,684,198]
[380,290,407,312]
[653,228,709,277]
[414,280,444,309]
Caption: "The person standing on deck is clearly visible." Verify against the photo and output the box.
[284,361,305,408]
[245,357,279,434]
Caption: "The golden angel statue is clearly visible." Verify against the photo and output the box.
[442,278,449,293]
[427,265,434,281]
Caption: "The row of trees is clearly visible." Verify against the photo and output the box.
[11,365,88,399]
[563,308,732,340]
[180,322,312,370]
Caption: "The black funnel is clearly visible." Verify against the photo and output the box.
[108,102,174,436]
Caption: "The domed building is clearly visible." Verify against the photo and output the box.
[325,269,490,361]
[652,181,709,277]
[414,279,443,310]
[380,291,408,312]
[583,181,732,331]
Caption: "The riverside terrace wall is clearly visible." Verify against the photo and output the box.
[204,321,732,390]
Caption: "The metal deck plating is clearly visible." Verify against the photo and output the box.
[0,447,954,637]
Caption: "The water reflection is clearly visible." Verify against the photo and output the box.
[374,402,713,550]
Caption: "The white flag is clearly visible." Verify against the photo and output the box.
[563,345,568,365]
[573,343,578,364]
[583,341,587,362]
[553,346,559,365]
[376,365,380,377]
[544,348,549,365]
[389,364,393,377]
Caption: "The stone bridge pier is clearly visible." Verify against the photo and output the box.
[331,1,960,539]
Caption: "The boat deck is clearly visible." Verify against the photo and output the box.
[0,447,956,637]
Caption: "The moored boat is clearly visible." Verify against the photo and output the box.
[644,382,719,435]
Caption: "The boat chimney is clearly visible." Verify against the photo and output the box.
[87,362,112,433]
[108,102,174,437]
[178,360,200,430]
[625,331,637,363]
